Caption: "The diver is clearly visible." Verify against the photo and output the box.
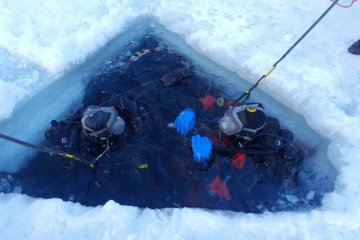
[172,96,304,203]
[45,69,191,166]
[173,96,302,176]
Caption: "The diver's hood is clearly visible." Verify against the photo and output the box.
[219,103,266,136]
[81,106,125,137]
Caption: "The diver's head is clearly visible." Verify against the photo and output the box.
[218,103,266,136]
[81,106,125,140]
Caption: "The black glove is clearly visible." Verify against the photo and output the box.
[119,97,138,119]
[119,97,143,131]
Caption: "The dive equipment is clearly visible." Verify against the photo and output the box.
[174,108,196,135]
[278,146,298,162]
[232,0,340,105]
[82,106,125,142]
[219,103,266,136]
[191,135,212,162]
[0,133,96,168]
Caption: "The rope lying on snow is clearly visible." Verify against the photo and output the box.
[331,0,357,8]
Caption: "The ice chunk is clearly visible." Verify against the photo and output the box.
[0,178,10,192]
[306,191,315,200]
[32,70,39,83]
[286,195,299,204]
[0,78,29,121]
[13,186,22,194]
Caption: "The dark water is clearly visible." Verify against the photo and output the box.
[0,31,337,213]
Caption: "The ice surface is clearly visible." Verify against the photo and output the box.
[0,0,360,238]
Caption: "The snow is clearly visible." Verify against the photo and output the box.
[0,193,359,240]
[0,0,360,239]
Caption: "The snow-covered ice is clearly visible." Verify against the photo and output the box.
[0,0,360,239]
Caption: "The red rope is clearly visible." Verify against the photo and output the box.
[331,0,357,8]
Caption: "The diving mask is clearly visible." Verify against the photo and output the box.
[218,103,266,136]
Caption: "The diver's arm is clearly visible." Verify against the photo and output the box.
[179,94,234,118]
[118,97,143,132]
[173,94,225,135]
[192,135,212,162]
[174,108,196,135]
[212,146,279,155]
[191,134,294,163]
[158,71,192,89]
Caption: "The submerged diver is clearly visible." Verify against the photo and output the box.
[173,95,303,200]
[175,97,301,164]
[45,70,191,166]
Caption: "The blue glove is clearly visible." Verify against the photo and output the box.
[191,135,212,162]
[174,108,195,135]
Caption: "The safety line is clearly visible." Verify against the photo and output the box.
[0,133,96,168]
[232,0,340,105]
